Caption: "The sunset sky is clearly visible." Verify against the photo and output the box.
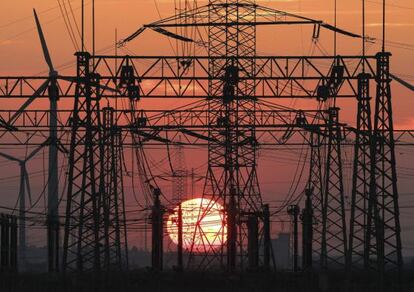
[1,0,414,255]
[1,0,414,123]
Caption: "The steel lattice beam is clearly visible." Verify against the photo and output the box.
[0,56,378,99]
[0,109,414,147]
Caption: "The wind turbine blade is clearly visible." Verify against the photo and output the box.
[26,138,50,161]
[0,151,21,162]
[391,73,414,92]
[33,9,55,73]
[8,80,50,125]
[24,168,33,205]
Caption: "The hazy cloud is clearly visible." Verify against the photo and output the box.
[367,23,414,27]
[0,40,23,46]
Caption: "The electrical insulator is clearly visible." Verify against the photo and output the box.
[317,85,330,101]
[120,65,135,88]
[128,85,140,101]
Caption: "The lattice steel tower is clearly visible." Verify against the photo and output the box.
[102,107,129,270]
[63,54,128,271]
[63,52,104,272]
[190,0,263,270]
[348,72,373,270]
[368,52,403,285]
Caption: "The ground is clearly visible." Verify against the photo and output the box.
[1,270,413,292]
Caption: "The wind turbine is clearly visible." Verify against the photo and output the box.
[32,9,61,273]
[2,9,64,272]
[31,8,117,272]
[3,9,67,272]
[0,140,49,268]
[0,8,118,271]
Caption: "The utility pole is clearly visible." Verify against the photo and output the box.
[10,215,18,272]
[0,214,18,272]
[302,189,313,271]
[288,205,300,272]
[1,215,10,271]
[177,204,183,271]
[263,204,271,270]
[247,214,259,270]
[227,190,237,272]
[151,188,163,271]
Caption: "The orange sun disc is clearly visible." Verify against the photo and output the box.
[167,198,227,252]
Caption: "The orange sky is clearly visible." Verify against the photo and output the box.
[1,0,414,125]
[1,0,414,253]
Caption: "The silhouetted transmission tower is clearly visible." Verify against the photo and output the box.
[63,54,128,271]
[188,0,263,270]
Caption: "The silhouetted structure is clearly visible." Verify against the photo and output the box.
[0,2,408,290]
[0,214,18,272]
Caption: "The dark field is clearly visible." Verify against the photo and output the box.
[1,270,413,292]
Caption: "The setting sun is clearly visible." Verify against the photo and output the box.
[167,198,227,252]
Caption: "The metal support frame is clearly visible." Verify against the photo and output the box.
[190,0,263,271]
[367,52,403,288]
[348,73,372,270]
[102,106,129,270]
[308,132,324,268]
[0,55,378,100]
[63,52,105,272]
[321,107,347,269]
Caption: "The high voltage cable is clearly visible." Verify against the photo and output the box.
[0,1,73,30]
[57,0,80,51]
[367,0,414,11]
[0,1,90,51]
